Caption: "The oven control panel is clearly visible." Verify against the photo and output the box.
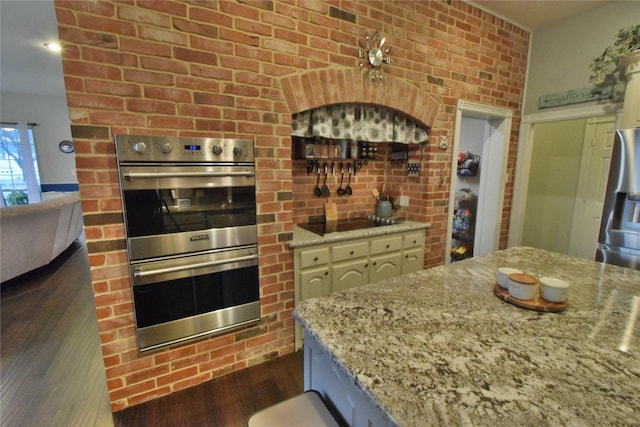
[115,135,254,163]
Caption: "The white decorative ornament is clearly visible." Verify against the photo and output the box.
[358,31,391,80]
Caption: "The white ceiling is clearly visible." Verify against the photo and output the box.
[472,0,612,30]
[0,0,66,97]
[0,0,614,98]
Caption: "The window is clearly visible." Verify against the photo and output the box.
[0,123,41,206]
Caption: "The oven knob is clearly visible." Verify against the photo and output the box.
[161,143,173,154]
[212,145,223,155]
[133,142,147,153]
[233,146,243,157]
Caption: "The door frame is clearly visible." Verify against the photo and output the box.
[508,104,623,247]
[446,100,512,263]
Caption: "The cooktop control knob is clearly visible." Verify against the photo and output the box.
[233,146,243,157]
[160,143,172,153]
[133,142,147,153]
[212,145,223,155]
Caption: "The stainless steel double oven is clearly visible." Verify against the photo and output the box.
[116,135,260,352]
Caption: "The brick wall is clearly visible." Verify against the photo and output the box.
[54,0,529,410]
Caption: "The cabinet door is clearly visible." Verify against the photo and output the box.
[300,266,331,301]
[331,259,369,293]
[370,252,402,283]
[402,246,424,275]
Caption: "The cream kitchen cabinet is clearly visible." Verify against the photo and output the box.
[370,252,402,283]
[332,258,370,292]
[299,266,331,301]
[293,229,426,349]
[402,231,426,274]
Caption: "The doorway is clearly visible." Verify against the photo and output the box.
[519,116,615,258]
[446,100,513,263]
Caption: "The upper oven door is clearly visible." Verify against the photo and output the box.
[119,164,257,260]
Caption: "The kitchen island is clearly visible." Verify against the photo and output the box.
[293,247,640,426]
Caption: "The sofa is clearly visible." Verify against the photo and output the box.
[1,192,84,283]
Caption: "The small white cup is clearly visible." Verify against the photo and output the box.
[539,277,569,303]
[508,273,539,300]
[497,267,522,289]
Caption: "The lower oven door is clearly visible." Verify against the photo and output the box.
[130,245,260,352]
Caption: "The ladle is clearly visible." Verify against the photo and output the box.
[314,163,322,196]
[336,162,346,196]
[345,163,353,195]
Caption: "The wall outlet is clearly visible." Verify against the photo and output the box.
[399,195,409,207]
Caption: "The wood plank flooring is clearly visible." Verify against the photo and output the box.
[112,351,303,427]
[1,240,113,427]
[1,239,304,427]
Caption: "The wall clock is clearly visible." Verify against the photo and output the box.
[58,140,74,153]
[358,31,392,80]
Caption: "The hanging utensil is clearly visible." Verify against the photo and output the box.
[372,188,380,200]
[314,163,322,197]
[321,162,331,197]
[346,163,353,195]
[337,162,346,196]
[331,162,336,184]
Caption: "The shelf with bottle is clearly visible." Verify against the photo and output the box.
[451,189,477,262]
[294,137,381,161]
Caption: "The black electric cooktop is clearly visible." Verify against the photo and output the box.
[298,216,404,236]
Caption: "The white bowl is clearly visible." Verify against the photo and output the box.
[539,277,569,303]
[508,273,538,300]
[497,267,522,289]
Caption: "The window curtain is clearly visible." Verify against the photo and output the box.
[291,104,429,144]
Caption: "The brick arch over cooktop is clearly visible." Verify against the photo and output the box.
[278,68,440,129]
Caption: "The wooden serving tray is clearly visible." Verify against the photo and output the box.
[493,283,568,313]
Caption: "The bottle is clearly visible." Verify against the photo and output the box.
[340,140,347,159]
[350,140,358,159]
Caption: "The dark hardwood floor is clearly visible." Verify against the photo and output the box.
[1,239,304,427]
[1,239,112,426]
[113,351,303,427]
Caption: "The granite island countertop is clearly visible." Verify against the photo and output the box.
[293,247,640,426]
[290,220,431,248]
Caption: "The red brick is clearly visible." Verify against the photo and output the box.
[118,4,171,27]
[139,25,188,45]
[174,47,218,66]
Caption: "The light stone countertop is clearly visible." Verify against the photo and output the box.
[289,220,431,249]
[293,247,640,426]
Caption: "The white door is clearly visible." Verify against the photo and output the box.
[568,117,615,259]
[474,118,507,257]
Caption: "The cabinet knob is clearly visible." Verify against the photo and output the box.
[373,261,377,266]
[324,271,328,276]
[350,251,354,255]
[385,244,390,249]
[413,240,417,244]
[314,257,318,262]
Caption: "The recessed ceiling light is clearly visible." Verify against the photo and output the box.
[44,42,61,52]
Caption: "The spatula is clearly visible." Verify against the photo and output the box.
[321,163,331,197]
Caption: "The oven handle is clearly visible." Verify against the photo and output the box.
[124,170,255,180]
[133,254,258,278]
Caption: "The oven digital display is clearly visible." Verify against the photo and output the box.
[184,144,201,151]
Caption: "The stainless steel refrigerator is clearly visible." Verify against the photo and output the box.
[596,128,640,270]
